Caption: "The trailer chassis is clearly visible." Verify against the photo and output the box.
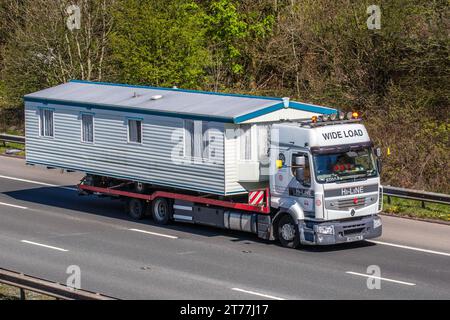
[77,176,274,240]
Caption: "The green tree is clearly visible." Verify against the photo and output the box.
[110,0,210,88]
[202,0,274,90]
[1,0,115,107]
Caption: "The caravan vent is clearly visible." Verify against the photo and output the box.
[151,95,163,100]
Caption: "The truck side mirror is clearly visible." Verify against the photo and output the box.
[296,167,305,183]
[295,156,305,166]
[375,147,381,157]
[377,158,382,174]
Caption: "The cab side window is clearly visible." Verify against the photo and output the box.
[292,152,311,187]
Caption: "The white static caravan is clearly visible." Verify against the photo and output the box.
[24,80,336,196]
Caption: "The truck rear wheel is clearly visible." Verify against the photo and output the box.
[277,214,300,248]
[127,198,146,220]
[151,198,172,225]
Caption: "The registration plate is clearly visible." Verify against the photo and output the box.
[346,235,363,242]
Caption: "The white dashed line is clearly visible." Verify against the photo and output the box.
[129,228,178,239]
[0,175,77,191]
[231,288,286,300]
[346,271,416,286]
[0,202,28,209]
[367,240,450,257]
[21,240,68,252]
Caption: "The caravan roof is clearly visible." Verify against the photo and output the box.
[24,80,336,123]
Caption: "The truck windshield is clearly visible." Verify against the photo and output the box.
[313,148,377,183]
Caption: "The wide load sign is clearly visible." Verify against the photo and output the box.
[313,124,371,147]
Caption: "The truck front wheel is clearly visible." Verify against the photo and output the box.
[277,214,300,248]
[151,198,172,225]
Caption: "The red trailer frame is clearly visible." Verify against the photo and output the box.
[78,184,271,214]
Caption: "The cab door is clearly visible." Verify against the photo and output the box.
[287,151,315,215]
[270,148,292,197]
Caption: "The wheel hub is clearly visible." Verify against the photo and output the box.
[281,223,295,241]
[156,202,166,219]
[131,202,141,215]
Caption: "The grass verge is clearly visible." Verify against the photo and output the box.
[0,141,25,157]
[382,195,449,222]
[0,283,55,300]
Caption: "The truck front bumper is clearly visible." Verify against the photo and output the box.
[298,215,382,245]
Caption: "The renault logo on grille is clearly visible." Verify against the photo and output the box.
[350,209,356,216]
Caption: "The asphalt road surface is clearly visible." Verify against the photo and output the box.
[0,156,449,299]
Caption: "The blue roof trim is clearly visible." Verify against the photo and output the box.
[234,102,285,123]
[23,96,234,123]
[233,101,337,123]
[69,80,283,102]
[289,101,336,114]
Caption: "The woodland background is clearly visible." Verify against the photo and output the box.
[0,0,448,192]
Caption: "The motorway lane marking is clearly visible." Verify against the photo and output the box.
[0,174,77,191]
[367,240,450,257]
[21,240,69,252]
[0,201,28,209]
[129,228,178,239]
[231,288,286,300]
[346,271,416,286]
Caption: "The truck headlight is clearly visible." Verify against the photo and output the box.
[316,225,334,235]
[373,217,382,229]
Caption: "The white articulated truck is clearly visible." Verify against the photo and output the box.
[25,81,383,248]
[267,114,383,247]
[77,112,383,248]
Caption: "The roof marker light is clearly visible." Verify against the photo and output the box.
[352,112,359,119]
[330,113,337,121]
[339,112,345,120]
[346,112,353,120]
[311,115,318,123]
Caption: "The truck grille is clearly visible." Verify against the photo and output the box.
[336,197,366,210]
[342,223,366,236]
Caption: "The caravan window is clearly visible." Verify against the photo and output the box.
[128,119,142,143]
[184,120,208,159]
[239,124,252,160]
[39,109,54,137]
[81,114,94,143]
[257,124,270,160]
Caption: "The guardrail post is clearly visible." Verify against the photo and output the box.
[19,288,26,300]
[421,201,425,209]
[387,195,391,204]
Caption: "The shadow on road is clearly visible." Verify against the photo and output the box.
[3,186,375,253]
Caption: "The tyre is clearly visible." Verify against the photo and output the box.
[151,198,172,225]
[277,214,300,248]
[127,198,146,220]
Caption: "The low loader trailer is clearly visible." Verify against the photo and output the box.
[25,81,383,248]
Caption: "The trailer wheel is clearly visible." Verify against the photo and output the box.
[151,198,172,225]
[127,198,146,220]
[277,214,300,248]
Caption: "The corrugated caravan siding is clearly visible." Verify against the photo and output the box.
[25,102,226,195]
[224,124,246,194]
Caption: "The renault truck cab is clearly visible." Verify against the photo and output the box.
[270,114,383,247]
